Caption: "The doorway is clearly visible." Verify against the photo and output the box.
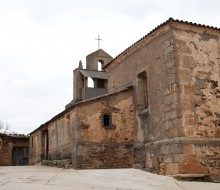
[12,147,29,166]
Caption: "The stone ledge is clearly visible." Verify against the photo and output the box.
[172,174,220,183]
[145,137,220,146]
[41,159,72,169]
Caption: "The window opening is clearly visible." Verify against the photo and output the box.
[104,114,110,126]
[88,77,94,88]
[97,79,105,88]
[137,71,148,109]
[102,113,112,128]
[0,138,2,148]
[98,60,104,71]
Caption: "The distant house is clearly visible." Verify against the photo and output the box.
[0,133,29,166]
[29,18,220,177]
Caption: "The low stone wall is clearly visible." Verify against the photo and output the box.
[76,143,133,169]
[145,137,220,176]
[41,159,72,169]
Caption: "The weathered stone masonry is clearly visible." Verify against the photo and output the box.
[30,88,134,169]
[104,18,220,176]
[29,18,220,177]
[75,89,134,169]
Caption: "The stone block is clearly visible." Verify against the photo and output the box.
[178,69,192,83]
[164,92,180,106]
[163,105,173,112]
[165,120,173,130]
[165,60,175,69]
[159,163,165,175]
[160,144,182,155]
[214,112,220,118]
[176,128,185,137]
[48,161,53,166]
[163,155,173,163]
[184,127,195,137]
[183,145,194,154]
[184,85,199,96]
[175,39,192,54]
[167,74,177,85]
[180,101,192,110]
[165,163,179,175]
[182,56,195,69]
[184,117,195,126]
[165,110,181,121]
[173,118,182,127]
[171,83,180,93]
[53,160,57,166]
[173,92,180,102]
[164,94,173,105]
[179,163,208,174]
[197,79,207,89]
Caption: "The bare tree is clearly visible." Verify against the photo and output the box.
[0,121,10,134]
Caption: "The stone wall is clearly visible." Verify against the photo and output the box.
[48,110,74,160]
[29,130,42,164]
[29,89,134,169]
[107,28,176,141]
[143,24,220,176]
[105,21,220,176]
[174,27,220,138]
[29,110,76,165]
[172,25,220,176]
[106,26,177,169]
[76,143,133,169]
[75,89,135,169]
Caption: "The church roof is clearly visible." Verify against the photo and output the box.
[29,85,133,135]
[79,69,109,79]
[104,17,220,69]
[86,49,112,59]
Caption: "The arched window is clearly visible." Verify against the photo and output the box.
[87,77,94,88]
[98,60,104,71]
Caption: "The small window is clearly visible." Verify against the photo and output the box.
[102,113,112,129]
[0,138,2,148]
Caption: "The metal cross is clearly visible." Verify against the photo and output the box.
[95,35,102,49]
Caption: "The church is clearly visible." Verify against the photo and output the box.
[29,18,220,177]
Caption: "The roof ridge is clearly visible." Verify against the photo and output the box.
[104,17,220,68]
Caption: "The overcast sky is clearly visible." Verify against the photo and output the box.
[0,0,220,134]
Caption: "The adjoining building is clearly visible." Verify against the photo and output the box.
[29,18,220,177]
[0,133,29,166]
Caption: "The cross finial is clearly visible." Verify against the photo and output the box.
[95,35,102,49]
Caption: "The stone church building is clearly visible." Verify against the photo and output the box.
[29,18,220,177]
